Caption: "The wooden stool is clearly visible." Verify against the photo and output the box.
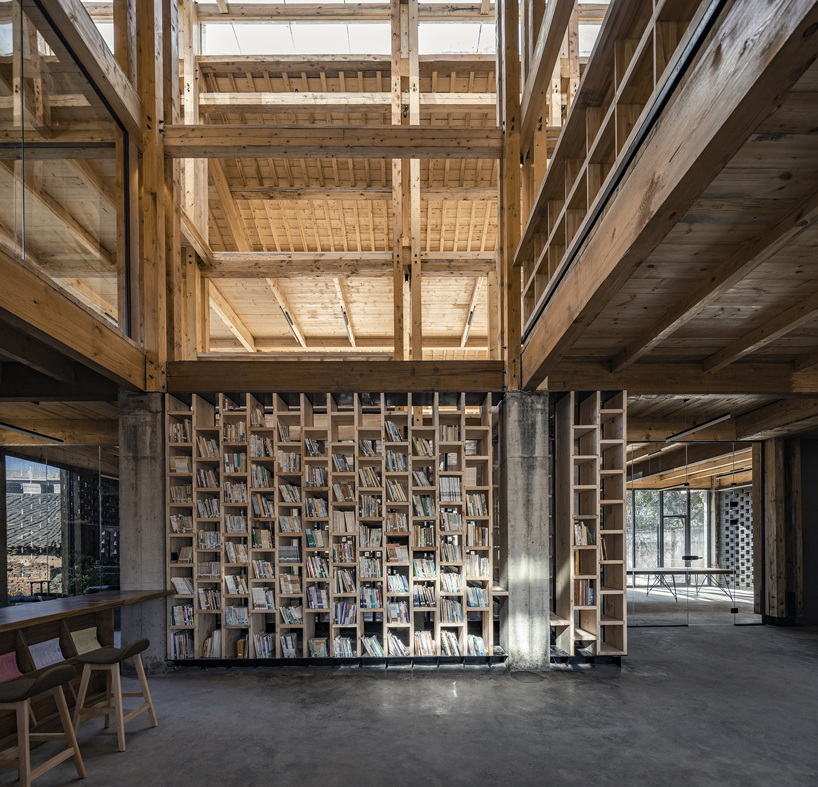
[0,664,86,786]
[72,638,157,752]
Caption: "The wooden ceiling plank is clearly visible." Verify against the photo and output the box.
[734,397,818,440]
[210,159,251,252]
[209,282,256,352]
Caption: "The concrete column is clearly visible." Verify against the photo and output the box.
[498,391,550,671]
[119,391,168,673]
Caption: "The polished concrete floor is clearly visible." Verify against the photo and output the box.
[8,624,818,787]
[628,583,760,625]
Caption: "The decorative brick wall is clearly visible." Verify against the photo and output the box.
[716,488,754,589]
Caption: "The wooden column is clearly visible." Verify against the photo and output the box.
[407,0,422,360]
[113,0,136,85]
[390,0,406,361]
[763,437,803,624]
[498,0,522,389]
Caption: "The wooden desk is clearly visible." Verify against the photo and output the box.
[0,590,170,746]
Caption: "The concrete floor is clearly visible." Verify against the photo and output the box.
[8,624,818,787]
[628,584,760,625]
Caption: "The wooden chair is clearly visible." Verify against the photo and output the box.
[0,664,86,786]
[72,638,157,752]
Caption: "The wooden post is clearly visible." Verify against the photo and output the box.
[566,2,579,112]
[390,0,405,360]
[113,0,137,85]
[408,0,422,360]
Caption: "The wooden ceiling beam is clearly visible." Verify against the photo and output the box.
[0,362,119,401]
[209,159,251,252]
[333,277,355,348]
[461,277,484,348]
[627,417,738,442]
[164,125,503,159]
[167,359,504,392]
[612,185,818,373]
[207,336,490,351]
[228,187,498,201]
[521,0,818,389]
[181,210,215,268]
[208,283,256,352]
[734,397,818,440]
[629,442,751,481]
[266,279,306,348]
[0,321,75,383]
[704,290,818,373]
[0,419,118,445]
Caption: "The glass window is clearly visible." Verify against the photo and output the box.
[689,490,708,567]
[633,489,659,568]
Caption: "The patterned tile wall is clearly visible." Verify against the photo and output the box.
[716,488,754,589]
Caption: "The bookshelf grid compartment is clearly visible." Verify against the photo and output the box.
[166,392,495,660]
[553,391,627,657]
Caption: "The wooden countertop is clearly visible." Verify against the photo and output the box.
[0,590,171,633]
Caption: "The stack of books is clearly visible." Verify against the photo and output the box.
[388,632,409,657]
[413,585,435,607]
[279,605,303,625]
[251,587,275,609]
[465,553,490,578]
[225,606,249,626]
[306,528,327,547]
[386,512,408,532]
[333,540,355,563]
[441,631,461,656]
[387,601,409,623]
[440,476,461,502]
[280,634,298,658]
[307,586,329,609]
[306,556,329,578]
[334,636,354,657]
[414,631,435,656]
[441,598,463,624]
[171,631,194,659]
[254,633,275,658]
[253,560,275,579]
[386,572,409,593]
[466,635,487,656]
[279,574,301,594]
[334,569,356,593]
[305,466,326,487]
[387,543,409,563]
[466,586,489,607]
[333,602,357,625]
[171,577,194,595]
[224,575,248,594]
[202,629,221,658]
[198,588,220,610]
[169,419,192,443]
[309,638,328,657]
[361,635,385,657]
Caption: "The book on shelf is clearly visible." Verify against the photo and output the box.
[197,436,219,458]
[251,587,275,609]
[333,510,358,532]
[170,514,193,533]
[359,495,382,518]
[440,452,459,472]
[384,420,404,442]
[169,419,192,443]
[276,449,301,473]
[465,439,481,456]
[386,571,409,593]
[440,510,462,532]
[225,542,249,564]
[333,539,355,564]
[305,466,326,488]
[277,421,290,442]
[309,638,328,657]
[171,576,194,595]
[334,636,354,658]
[387,632,409,657]
[223,422,247,442]
[197,561,220,580]
[279,605,304,625]
[171,631,194,659]
[224,453,248,473]
[358,439,379,457]
[465,466,478,486]
[279,483,302,503]
[253,560,275,579]
[251,494,275,519]
[601,537,609,560]
[440,538,462,563]
[222,397,242,411]
[465,552,490,578]
[278,515,301,533]
[171,604,194,626]
[333,601,357,625]
[574,522,596,546]
[360,585,382,609]
[196,498,220,519]
[250,435,275,458]
[411,470,432,487]
[304,438,322,457]
[465,493,488,517]
[440,571,463,593]
[466,635,487,656]
[196,468,219,489]
[279,544,301,563]
[306,555,330,578]
[574,579,595,606]
[386,511,408,532]
[387,601,409,623]
[387,543,409,563]
[280,634,298,658]
[177,546,193,563]
[334,568,356,593]
[251,464,273,488]
[360,525,382,547]
[252,528,274,549]
[358,467,381,488]
[412,495,435,517]
[440,476,461,502]
[201,629,221,658]
[385,450,407,472]
[224,575,248,594]
[307,586,329,609]
[279,574,301,594]
[332,453,353,472]
[225,515,247,533]
[466,521,489,546]
[414,631,435,656]
[413,557,436,578]
[440,597,463,624]
[359,555,382,578]
[440,630,461,656]
[438,424,460,442]
[411,436,434,457]
[332,482,355,502]
[466,586,489,607]
[225,606,249,626]
[305,497,329,518]
[306,528,328,548]
[249,408,264,427]
[386,478,407,502]
[170,484,192,504]
[223,481,248,503]
[171,455,193,473]
[361,635,385,657]
[254,633,275,658]
[412,584,435,607]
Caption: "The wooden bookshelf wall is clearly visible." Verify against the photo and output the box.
[165,392,495,660]
[553,391,627,657]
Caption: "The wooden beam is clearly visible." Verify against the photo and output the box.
[704,290,818,373]
[199,92,496,114]
[521,0,818,389]
[167,359,505,392]
[629,443,751,481]
[207,336,490,351]
[627,417,738,442]
[163,124,503,159]
[208,282,256,352]
[408,0,422,361]
[612,185,818,372]
[112,0,136,84]
[0,362,119,401]
[0,419,118,445]
[266,279,306,348]
[545,361,818,397]
[0,321,75,382]
[735,398,818,441]
[0,248,145,388]
[229,186,497,201]
[333,278,355,348]
[181,210,215,268]
[519,0,574,148]
[210,159,251,251]
[461,277,484,348]
[30,0,141,138]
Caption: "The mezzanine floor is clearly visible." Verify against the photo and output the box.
[7,624,817,787]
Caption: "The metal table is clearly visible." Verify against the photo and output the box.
[628,567,736,602]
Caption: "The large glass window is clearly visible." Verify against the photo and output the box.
[5,453,119,601]
[0,0,130,333]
